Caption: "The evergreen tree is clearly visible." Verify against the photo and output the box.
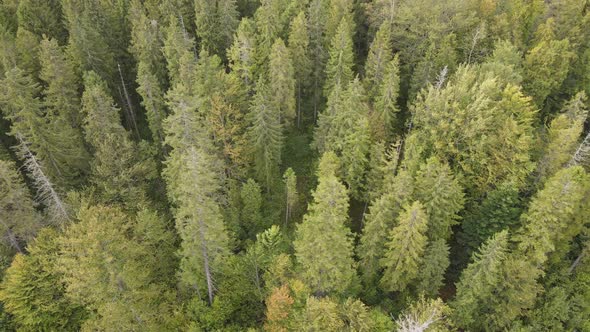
[536,91,588,181]
[241,178,264,239]
[288,11,311,127]
[452,230,510,330]
[254,0,289,70]
[16,0,65,42]
[195,0,239,57]
[162,15,196,87]
[228,17,258,88]
[380,201,429,293]
[269,38,296,125]
[56,205,178,330]
[325,0,353,45]
[523,18,576,107]
[247,79,283,190]
[324,17,354,96]
[163,79,230,305]
[282,168,297,225]
[414,157,464,241]
[0,160,41,255]
[314,79,371,199]
[416,239,450,298]
[294,152,356,296]
[364,22,392,102]
[0,229,86,331]
[307,0,329,120]
[372,55,400,140]
[81,71,156,205]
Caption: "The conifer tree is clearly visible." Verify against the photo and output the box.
[81,71,156,205]
[314,79,371,199]
[195,0,239,57]
[16,0,65,42]
[0,160,40,254]
[129,0,167,148]
[164,78,230,305]
[269,38,296,125]
[373,55,400,140]
[307,0,329,119]
[325,0,353,45]
[283,168,297,225]
[241,178,264,239]
[162,15,196,87]
[299,296,344,331]
[452,230,510,330]
[523,19,575,107]
[56,205,178,330]
[0,67,88,188]
[228,17,258,88]
[294,152,356,296]
[517,166,589,267]
[364,22,392,102]
[254,0,288,70]
[380,201,429,292]
[288,11,311,127]
[414,157,464,241]
[247,78,283,190]
[416,239,450,298]
[0,229,86,331]
[357,170,414,288]
[537,92,588,181]
[324,17,354,96]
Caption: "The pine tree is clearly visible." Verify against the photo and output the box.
[269,38,296,127]
[164,78,230,305]
[0,229,86,331]
[414,157,464,241]
[195,0,239,57]
[287,11,311,127]
[324,17,354,96]
[380,201,429,292]
[0,160,41,255]
[283,168,297,225]
[364,22,392,102]
[247,78,283,190]
[294,152,357,296]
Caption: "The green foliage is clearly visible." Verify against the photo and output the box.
[380,201,429,293]
[194,0,238,57]
[283,167,298,225]
[240,178,264,239]
[324,17,354,95]
[288,11,311,126]
[294,152,357,296]
[269,38,296,125]
[416,239,450,298]
[364,22,392,103]
[0,229,86,331]
[372,55,400,140]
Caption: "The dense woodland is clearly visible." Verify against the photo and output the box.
[0,0,589,330]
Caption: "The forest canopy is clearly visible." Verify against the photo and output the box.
[0,0,589,331]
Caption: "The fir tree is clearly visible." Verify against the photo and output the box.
[380,201,429,293]
[294,152,357,296]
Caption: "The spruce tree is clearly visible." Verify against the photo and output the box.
[195,0,239,57]
[307,0,329,120]
[373,55,400,140]
[0,160,41,255]
[414,157,464,241]
[324,17,354,96]
[364,22,392,103]
[287,11,311,127]
[294,152,357,296]
[241,178,264,239]
[380,201,429,293]
[247,78,283,190]
[416,239,450,298]
[228,17,258,88]
[269,38,296,126]
[164,78,230,305]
